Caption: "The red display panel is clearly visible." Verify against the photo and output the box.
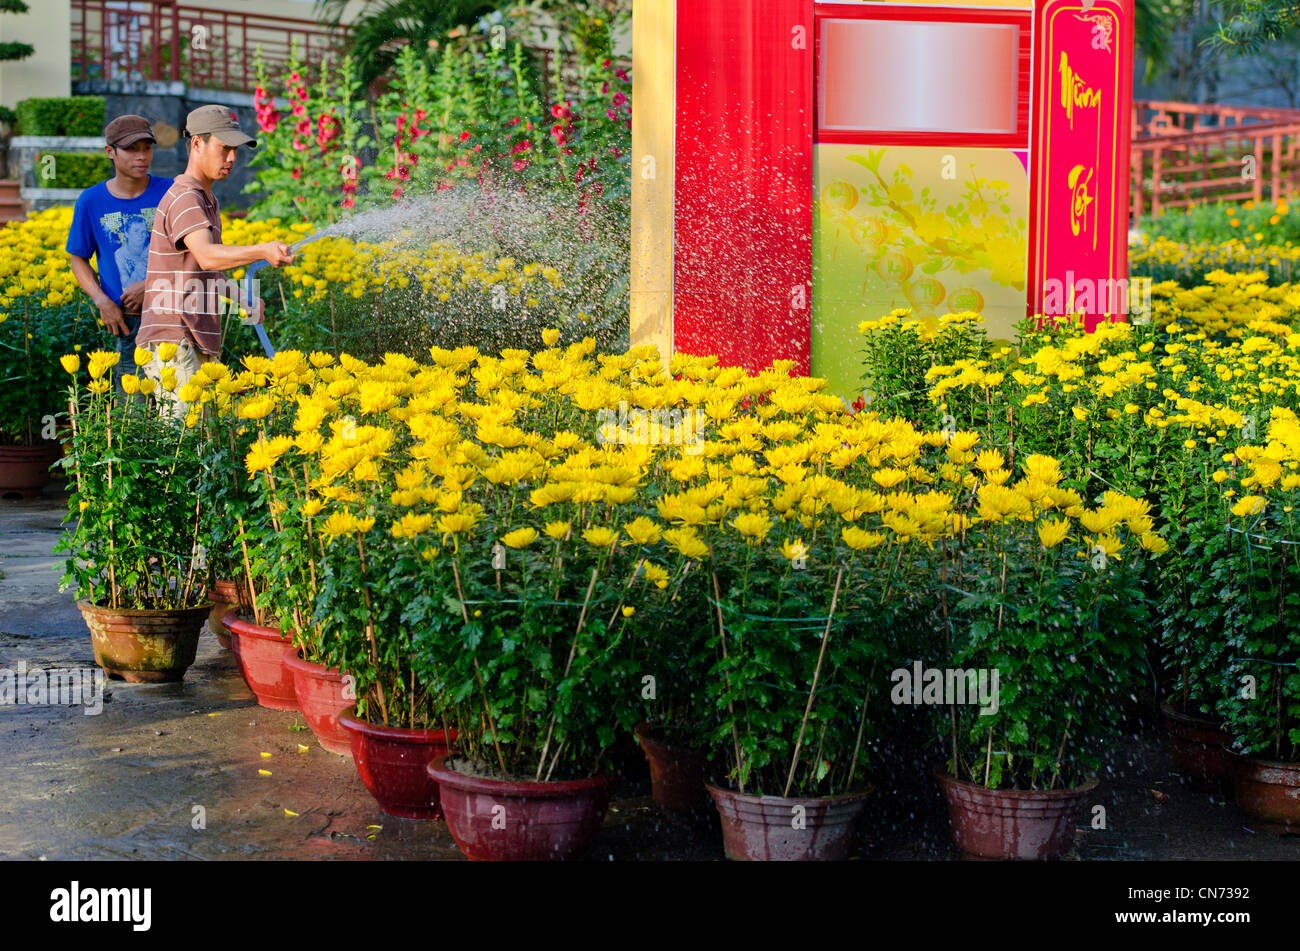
[1027,0,1135,329]
[673,0,814,376]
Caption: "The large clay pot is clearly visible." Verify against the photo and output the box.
[0,443,62,500]
[1160,701,1240,787]
[634,721,710,816]
[222,610,297,711]
[340,707,456,820]
[283,646,353,756]
[428,754,613,860]
[706,783,871,861]
[206,579,241,650]
[78,599,209,683]
[1234,757,1300,832]
[937,770,1098,860]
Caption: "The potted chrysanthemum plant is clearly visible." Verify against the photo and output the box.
[936,452,1164,859]
[56,348,211,682]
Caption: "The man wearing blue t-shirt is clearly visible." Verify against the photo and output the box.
[66,115,173,382]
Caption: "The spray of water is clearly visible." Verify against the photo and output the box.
[244,179,629,360]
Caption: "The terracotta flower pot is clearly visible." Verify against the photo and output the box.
[937,770,1099,860]
[340,707,457,820]
[283,646,353,756]
[634,721,711,816]
[206,579,241,650]
[222,610,297,711]
[1234,757,1300,832]
[78,599,209,683]
[0,443,62,500]
[706,783,871,861]
[428,754,613,860]
[1160,701,1240,787]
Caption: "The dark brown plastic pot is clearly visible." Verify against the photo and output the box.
[206,579,240,650]
[634,721,710,816]
[283,646,353,756]
[0,444,61,500]
[1234,757,1300,832]
[706,783,872,861]
[1160,701,1240,787]
[428,754,613,860]
[340,707,457,820]
[222,610,297,711]
[78,599,209,683]
[937,770,1098,860]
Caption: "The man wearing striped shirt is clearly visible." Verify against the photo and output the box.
[138,105,293,416]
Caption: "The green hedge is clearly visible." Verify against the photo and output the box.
[16,96,105,137]
[36,151,111,189]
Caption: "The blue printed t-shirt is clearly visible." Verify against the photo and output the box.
[65,175,174,312]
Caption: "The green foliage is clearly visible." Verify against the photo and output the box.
[942,516,1151,790]
[0,41,33,62]
[1216,499,1300,762]
[35,152,112,190]
[16,97,106,137]
[1141,198,1300,246]
[0,300,97,445]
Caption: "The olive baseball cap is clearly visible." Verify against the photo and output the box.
[104,115,156,148]
[186,104,257,147]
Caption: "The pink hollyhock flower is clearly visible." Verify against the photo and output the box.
[393,186,404,198]
[607,109,618,121]
[291,168,301,180]
[292,103,306,117]
[293,136,308,152]
[460,130,471,142]
[341,196,355,209]
[290,72,301,83]
[611,92,626,107]
[513,159,529,171]
[616,69,629,82]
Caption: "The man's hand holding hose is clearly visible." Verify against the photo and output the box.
[241,241,294,324]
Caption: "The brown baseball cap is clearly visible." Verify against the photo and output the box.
[104,115,156,148]
[186,104,257,147]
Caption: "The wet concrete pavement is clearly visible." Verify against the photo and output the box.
[1,487,1295,861]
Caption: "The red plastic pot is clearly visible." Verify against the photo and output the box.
[1234,757,1300,832]
[634,721,710,816]
[206,579,241,650]
[1160,701,1240,787]
[78,599,209,683]
[283,647,353,756]
[706,783,871,861]
[937,770,1098,860]
[428,754,613,860]
[340,707,456,820]
[0,444,61,500]
[222,610,297,711]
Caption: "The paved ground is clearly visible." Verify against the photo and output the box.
[1,484,1295,861]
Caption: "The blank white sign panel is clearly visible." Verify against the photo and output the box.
[819,19,1019,135]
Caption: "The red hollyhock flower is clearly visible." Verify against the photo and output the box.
[459,130,471,142]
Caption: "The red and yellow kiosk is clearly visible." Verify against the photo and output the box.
[631,0,1135,398]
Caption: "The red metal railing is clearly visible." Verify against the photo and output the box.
[70,0,348,92]
[1131,100,1300,219]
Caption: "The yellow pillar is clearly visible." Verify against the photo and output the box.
[630,0,674,368]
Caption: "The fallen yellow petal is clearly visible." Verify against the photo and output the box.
[206,712,222,717]
[260,752,272,758]
[367,834,377,840]
[297,744,310,753]
[365,824,383,830]
[258,769,272,776]
[284,808,299,817]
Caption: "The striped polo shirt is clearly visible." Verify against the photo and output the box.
[137,174,226,356]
